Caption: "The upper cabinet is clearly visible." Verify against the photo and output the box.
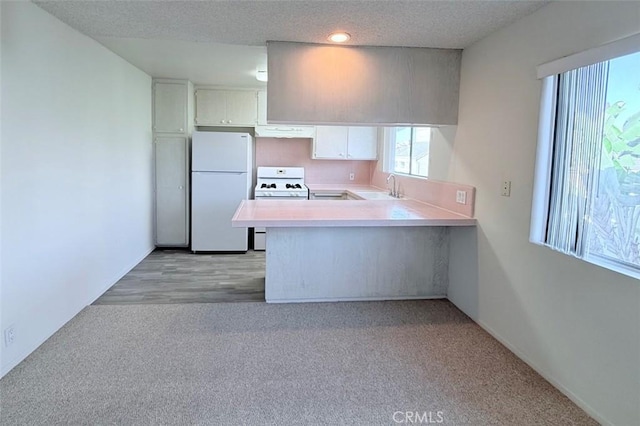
[195,89,258,126]
[345,126,378,159]
[313,126,378,160]
[153,80,189,134]
[313,126,348,159]
[267,42,461,126]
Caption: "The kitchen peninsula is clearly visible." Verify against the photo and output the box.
[232,194,475,303]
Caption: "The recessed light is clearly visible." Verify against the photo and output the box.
[256,70,268,82]
[328,32,351,43]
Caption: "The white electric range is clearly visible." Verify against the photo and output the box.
[253,167,309,250]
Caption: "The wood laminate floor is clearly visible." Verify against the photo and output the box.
[93,249,265,305]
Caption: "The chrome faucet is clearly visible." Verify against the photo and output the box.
[386,173,399,198]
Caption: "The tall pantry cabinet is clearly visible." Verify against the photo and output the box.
[153,79,193,247]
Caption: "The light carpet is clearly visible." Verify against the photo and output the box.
[0,300,595,425]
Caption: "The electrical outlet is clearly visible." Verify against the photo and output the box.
[456,190,467,204]
[349,173,355,181]
[4,325,15,347]
[501,180,512,197]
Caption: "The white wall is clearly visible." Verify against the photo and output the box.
[0,0,4,371]
[429,126,456,181]
[448,2,640,425]
[0,2,154,376]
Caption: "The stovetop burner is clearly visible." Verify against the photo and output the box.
[255,167,308,196]
[258,182,304,190]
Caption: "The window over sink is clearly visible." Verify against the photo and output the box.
[384,127,432,178]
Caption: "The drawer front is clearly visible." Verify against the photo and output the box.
[254,231,266,251]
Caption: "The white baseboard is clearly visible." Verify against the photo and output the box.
[267,295,447,304]
[475,319,611,426]
[0,246,154,378]
[85,245,154,306]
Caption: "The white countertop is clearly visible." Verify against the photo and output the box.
[232,188,476,227]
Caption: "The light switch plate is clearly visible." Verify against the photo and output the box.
[456,190,467,204]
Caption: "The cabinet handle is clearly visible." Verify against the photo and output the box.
[339,153,345,157]
[228,120,232,124]
[178,186,184,190]
[179,128,183,132]
[220,120,225,124]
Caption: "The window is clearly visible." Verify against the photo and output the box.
[386,127,431,177]
[531,41,640,278]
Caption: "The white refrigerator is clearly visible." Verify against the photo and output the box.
[191,131,253,252]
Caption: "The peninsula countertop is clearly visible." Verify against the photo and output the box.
[232,197,476,228]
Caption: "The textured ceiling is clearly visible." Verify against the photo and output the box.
[35,0,549,49]
[33,0,550,86]
[96,37,269,87]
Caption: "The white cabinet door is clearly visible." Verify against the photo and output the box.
[195,89,257,126]
[153,82,187,133]
[155,136,188,246]
[312,126,377,160]
[225,91,258,125]
[313,126,348,159]
[195,89,226,125]
[347,126,378,160]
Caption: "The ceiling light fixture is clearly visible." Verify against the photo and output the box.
[256,70,268,82]
[328,32,351,43]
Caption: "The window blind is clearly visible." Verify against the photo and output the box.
[545,61,609,256]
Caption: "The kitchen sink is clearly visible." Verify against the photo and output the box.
[352,191,401,200]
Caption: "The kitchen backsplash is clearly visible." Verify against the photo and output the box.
[256,137,474,217]
[370,168,475,217]
[255,138,374,184]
